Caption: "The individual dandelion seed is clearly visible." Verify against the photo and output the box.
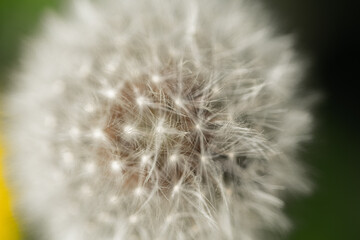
[4,0,313,240]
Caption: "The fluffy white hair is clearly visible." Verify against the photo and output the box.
[5,0,312,239]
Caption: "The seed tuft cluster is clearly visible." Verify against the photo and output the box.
[5,0,312,239]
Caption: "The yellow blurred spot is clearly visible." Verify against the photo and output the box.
[0,137,20,240]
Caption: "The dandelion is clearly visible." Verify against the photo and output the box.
[4,0,312,239]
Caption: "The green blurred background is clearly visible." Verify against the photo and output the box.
[0,0,359,239]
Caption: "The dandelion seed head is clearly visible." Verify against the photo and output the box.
[169,154,178,163]
[155,120,165,134]
[200,155,208,164]
[173,184,181,193]
[103,88,116,99]
[134,187,144,197]
[5,0,313,239]
[140,155,150,165]
[92,128,104,139]
[110,160,121,172]
[174,98,183,107]
[151,74,161,83]
[123,125,135,135]
[136,96,146,107]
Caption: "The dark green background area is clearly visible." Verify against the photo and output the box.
[1,0,359,239]
[0,0,61,89]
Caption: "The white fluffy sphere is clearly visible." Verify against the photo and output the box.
[5,0,312,239]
